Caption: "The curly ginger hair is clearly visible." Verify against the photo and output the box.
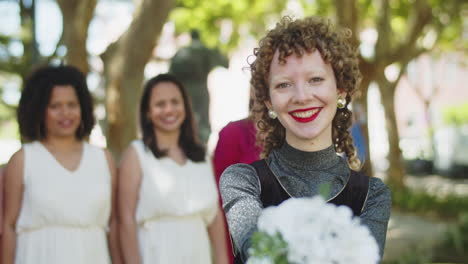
[250,16,362,170]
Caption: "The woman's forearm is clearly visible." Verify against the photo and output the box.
[208,211,229,264]
[108,219,122,264]
[119,220,141,264]
[1,226,17,264]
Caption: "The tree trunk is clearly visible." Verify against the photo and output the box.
[57,0,97,75]
[101,0,175,157]
[423,100,436,159]
[334,0,359,47]
[378,76,406,188]
[19,0,40,76]
[334,0,378,176]
[356,58,379,177]
[355,75,373,177]
[413,79,440,160]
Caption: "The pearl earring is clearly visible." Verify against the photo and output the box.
[337,96,346,109]
[268,109,277,119]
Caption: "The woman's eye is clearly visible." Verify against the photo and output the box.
[310,77,324,83]
[69,102,79,108]
[277,83,290,89]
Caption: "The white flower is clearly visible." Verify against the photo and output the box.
[246,256,275,264]
[248,196,379,264]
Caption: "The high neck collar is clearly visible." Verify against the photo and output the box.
[273,141,342,170]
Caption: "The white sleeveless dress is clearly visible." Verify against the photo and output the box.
[16,141,111,264]
[132,140,219,264]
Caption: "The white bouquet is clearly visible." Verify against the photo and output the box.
[247,196,379,264]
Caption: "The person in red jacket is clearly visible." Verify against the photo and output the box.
[214,118,261,179]
[213,117,262,264]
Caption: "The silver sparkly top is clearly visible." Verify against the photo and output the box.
[220,142,391,262]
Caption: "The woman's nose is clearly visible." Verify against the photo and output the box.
[163,104,175,113]
[62,105,71,115]
[292,82,313,104]
[63,105,75,115]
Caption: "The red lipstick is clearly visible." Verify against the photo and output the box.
[288,107,321,123]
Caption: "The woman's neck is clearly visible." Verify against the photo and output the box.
[41,136,82,152]
[154,130,187,165]
[274,141,340,170]
[154,130,180,151]
[285,134,333,152]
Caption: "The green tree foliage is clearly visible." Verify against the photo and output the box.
[299,0,466,186]
[1,0,465,163]
[0,0,42,140]
[443,103,468,126]
[171,0,466,187]
[0,0,66,114]
[173,0,466,186]
[172,0,288,51]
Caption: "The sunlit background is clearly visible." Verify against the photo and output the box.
[1,0,468,263]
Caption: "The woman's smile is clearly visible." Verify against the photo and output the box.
[267,49,343,151]
[148,81,186,135]
[289,107,322,123]
[160,115,179,124]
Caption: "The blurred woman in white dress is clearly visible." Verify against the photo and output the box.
[119,73,228,264]
[1,65,121,264]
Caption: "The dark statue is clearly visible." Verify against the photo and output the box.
[169,30,229,143]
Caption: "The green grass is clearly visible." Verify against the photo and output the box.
[387,186,468,264]
[391,186,468,220]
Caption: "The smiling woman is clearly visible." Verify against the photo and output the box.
[219,16,392,264]
[266,50,345,152]
[44,85,83,139]
[146,81,186,136]
[1,65,121,264]
[118,73,229,264]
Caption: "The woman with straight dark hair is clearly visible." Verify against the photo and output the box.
[119,73,229,264]
[2,65,121,264]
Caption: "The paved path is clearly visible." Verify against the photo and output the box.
[383,211,450,262]
[382,174,467,262]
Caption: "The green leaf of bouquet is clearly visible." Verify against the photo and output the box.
[249,231,289,263]
[319,182,331,198]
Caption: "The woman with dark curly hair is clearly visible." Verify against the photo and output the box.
[2,65,121,264]
[220,16,391,263]
[118,73,228,264]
